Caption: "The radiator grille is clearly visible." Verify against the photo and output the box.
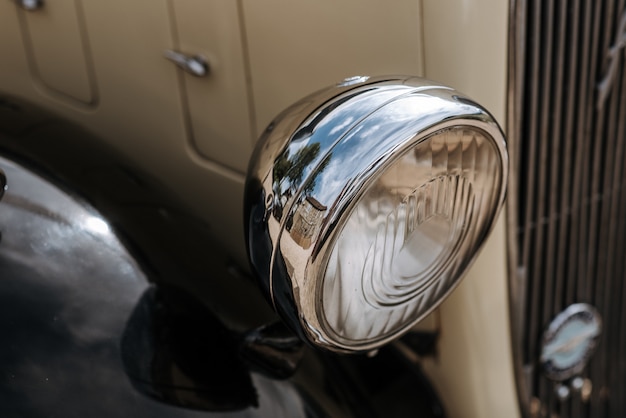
[509,0,626,416]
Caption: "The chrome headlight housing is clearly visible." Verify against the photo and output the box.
[245,76,507,352]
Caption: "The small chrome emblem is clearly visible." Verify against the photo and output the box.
[597,9,626,108]
[540,303,601,382]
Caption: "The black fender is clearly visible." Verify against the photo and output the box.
[0,94,446,417]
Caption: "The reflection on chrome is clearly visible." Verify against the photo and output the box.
[83,215,111,236]
[246,76,508,352]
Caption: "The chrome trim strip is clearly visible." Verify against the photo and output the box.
[506,1,531,415]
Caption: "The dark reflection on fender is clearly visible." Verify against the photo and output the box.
[121,286,258,411]
[0,156,312,418]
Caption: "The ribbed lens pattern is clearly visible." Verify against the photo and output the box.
[360,175,474,307]
[321,127,502,344]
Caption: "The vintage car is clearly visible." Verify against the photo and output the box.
[0,0,623,417]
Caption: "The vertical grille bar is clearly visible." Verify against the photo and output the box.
[508,0,626,416]
[587,3,614,415]
[591,4,623,418]
[550,0,568,317]
[560,0,580,310]
[533,3,554,391]
[521,0,544,368]
[608,52,626,417]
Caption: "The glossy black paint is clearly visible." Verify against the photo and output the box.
[0,94,447,417]
[244,177,305,343]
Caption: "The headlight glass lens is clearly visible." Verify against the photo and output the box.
[320,126,503,346]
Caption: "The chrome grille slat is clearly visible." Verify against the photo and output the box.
[587,4,616,416]
[609,58,626,417]
[595,6,625,417]
[561,0,580,309]
[521,0,544,366]
[578,0,601,305]
[549,0,567,314]
[535,0,555,348]
[538,2,558,410]
[568,0,592,311]
[509,0,626,416]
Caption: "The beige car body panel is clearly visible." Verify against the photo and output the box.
[421,2,520,418]
[0,1,518,416]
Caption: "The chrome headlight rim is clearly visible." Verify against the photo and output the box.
[246,75,508,353]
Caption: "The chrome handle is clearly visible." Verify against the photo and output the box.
[16,0,43,11]
[163,50,209,77]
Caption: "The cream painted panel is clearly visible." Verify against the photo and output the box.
[71,1,190,170]
[423,217,518,418]
[0,0,249,265]
[421,1,519,418]
[78,1,248,263]
[18,0,96,105]
[0,3,31,92]
[423,0,507,123]
[242,0,425,136]
[172,0,253,173]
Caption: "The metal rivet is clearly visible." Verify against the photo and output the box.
[571,376,585,392]
[555,384,570,401]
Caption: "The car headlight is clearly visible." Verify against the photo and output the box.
[245,76,507,352]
